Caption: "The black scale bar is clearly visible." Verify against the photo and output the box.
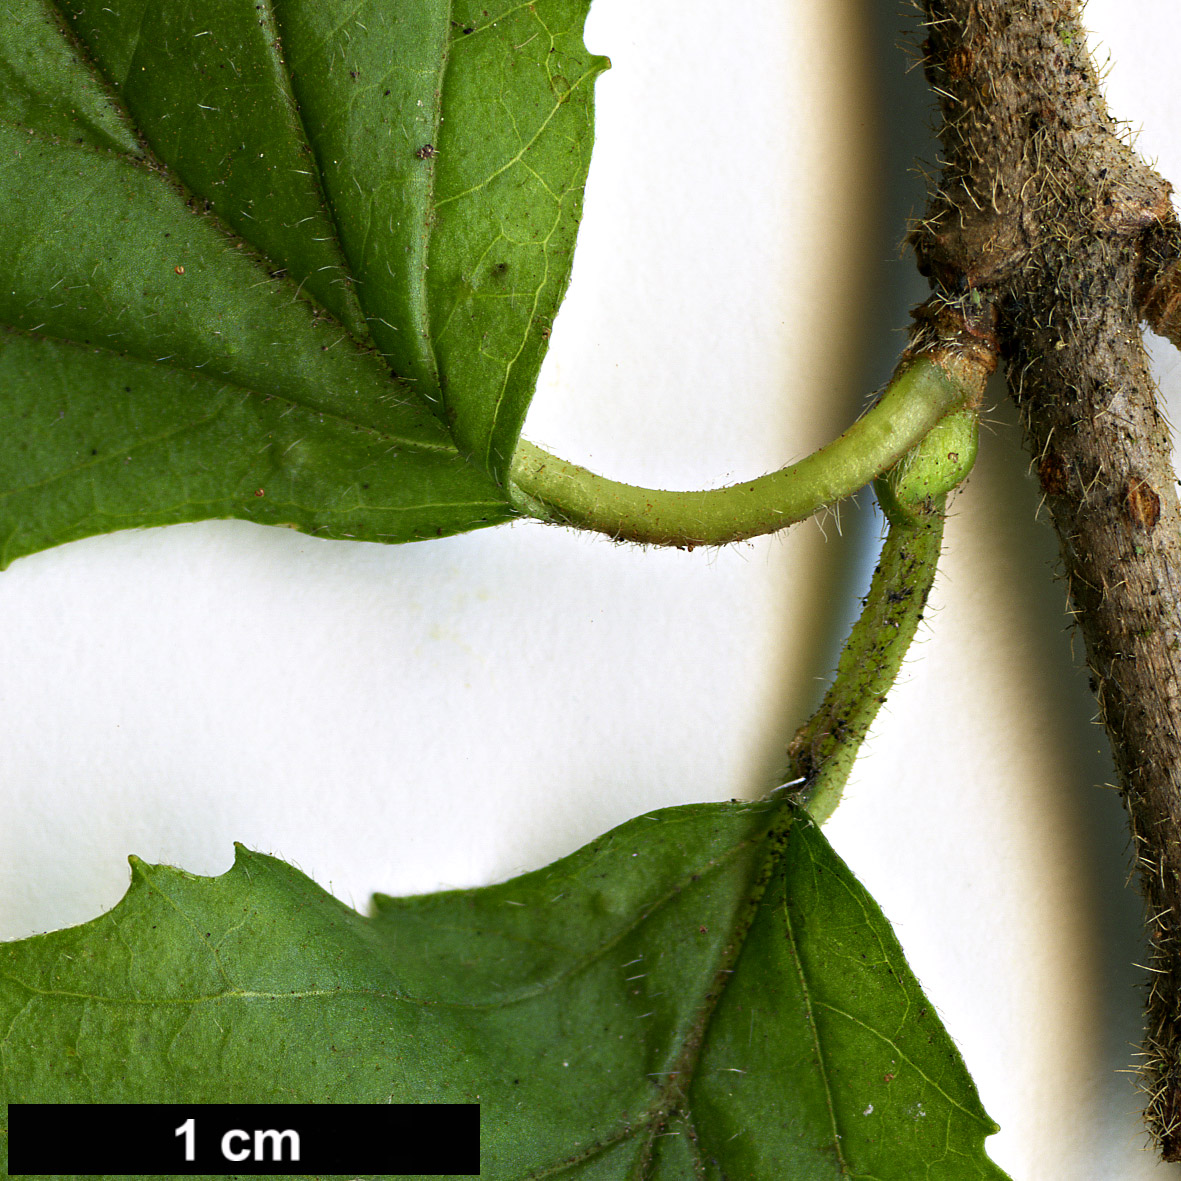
[7,1103,479,1176]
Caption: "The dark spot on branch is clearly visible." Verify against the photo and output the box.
[1127,476,1161,531]
[1037,450,1069,497]
[946,47,973,79]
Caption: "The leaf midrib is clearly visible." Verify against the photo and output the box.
[626,810,798,1180]
[0,328,458,514]
[783,869,851,1177]
[502,805,798,1181]
[415,0,452,406]
[256,0,371,346]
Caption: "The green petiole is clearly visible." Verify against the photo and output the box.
[508,306,990,821]
[507,355,974,548]
[787,402,980,823]
[788,502,946,824]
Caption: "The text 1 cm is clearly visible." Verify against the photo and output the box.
[174,1117,301,1163]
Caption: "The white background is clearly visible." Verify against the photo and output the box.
[4,2,1181,1177]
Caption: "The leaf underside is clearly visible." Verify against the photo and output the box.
[0,0,608,567]
[0,801,1007,1180]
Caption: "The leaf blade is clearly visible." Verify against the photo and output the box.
[0,0,139,154]
[0,803,1008,1180]
[0,0,607,560]
[427,2,609,476]
[0,330,509,567]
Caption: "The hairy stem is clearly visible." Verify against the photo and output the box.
[915,0,1181,1155]
[786,321,989,820]
[507,354,969,548]
[789,498,945,824]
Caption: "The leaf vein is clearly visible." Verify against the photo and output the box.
[0,399,233,505]
[810,1000,987,1125]
[385,836,764,1011]
[781,886,851,1175]
[259,0,361,320]
[434,64,599,210]
[482,202,563,467]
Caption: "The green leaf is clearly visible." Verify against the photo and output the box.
[0,801,1007,1179]
[0,0,608,566]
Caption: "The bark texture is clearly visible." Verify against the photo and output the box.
[912,0,1181,1157]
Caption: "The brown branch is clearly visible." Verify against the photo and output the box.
[911,0,1181,1158]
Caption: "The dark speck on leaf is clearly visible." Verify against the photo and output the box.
[415,143,438,160]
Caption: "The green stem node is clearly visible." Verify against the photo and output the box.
[876,404,979,525]
[508,356,970,547]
